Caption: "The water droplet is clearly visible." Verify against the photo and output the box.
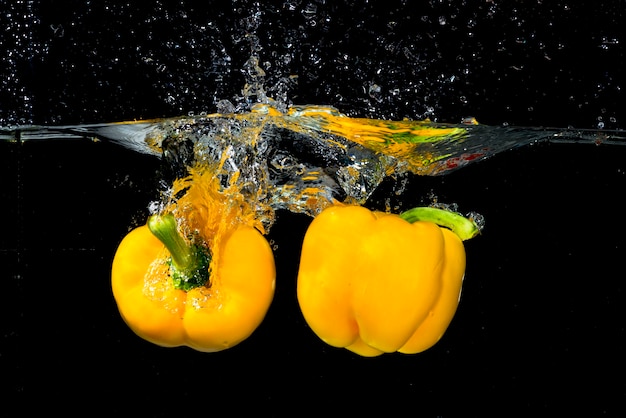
[50,24,64,37]
[468,212,486,232]
[216,99,236,114]
[368,83,383,102]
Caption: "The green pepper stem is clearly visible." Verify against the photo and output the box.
[399,207,480,241]
[148,213,193,270]
[148,213,210,291]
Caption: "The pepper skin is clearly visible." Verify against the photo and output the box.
[297,204,469,357]
[111,218,275,352]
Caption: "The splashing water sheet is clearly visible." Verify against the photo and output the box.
[2,0,625,415]
[3,105,626,222]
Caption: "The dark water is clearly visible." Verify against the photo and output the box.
[2,0,625,415]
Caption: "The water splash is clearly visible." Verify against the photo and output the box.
[3,103,624,230]
[2,1,623,236]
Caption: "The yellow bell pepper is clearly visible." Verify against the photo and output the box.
[296,204,479,357]
[111,166,276,352]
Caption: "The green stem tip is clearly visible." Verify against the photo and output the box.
[399,206,481,241]
[147,213,210,291]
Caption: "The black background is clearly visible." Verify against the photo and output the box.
[2,1,625,415]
